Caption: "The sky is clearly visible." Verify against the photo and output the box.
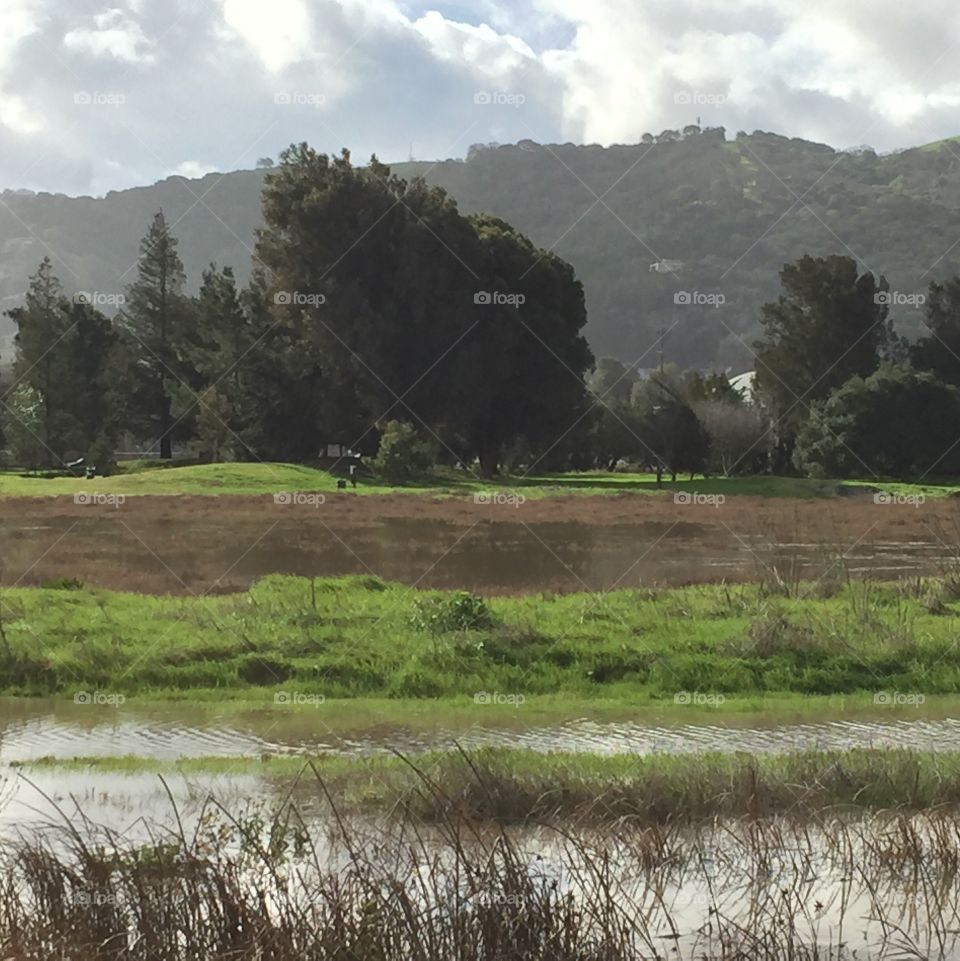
[3,0,960,196]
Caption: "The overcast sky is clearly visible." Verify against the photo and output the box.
[3,0,960,196]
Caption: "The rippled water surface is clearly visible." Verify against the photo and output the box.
[2,700,959,762]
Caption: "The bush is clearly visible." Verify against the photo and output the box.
[794,364,960,478]
[411,591,495,634]
[372,421,435,484]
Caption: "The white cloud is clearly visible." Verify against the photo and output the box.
[2,0,960,194]
[63,8,155,64]
[171,160,217,179]
[220,0,313,72]
[413,11,536,75]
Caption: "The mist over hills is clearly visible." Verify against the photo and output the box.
[4,128,960,368]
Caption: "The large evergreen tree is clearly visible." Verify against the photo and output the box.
[122,211,188,459]
[256,145,592,474]
[6,257,69,465]
[753,254,895,467]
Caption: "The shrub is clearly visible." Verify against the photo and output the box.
[372,421,435,484]
[411,592,495,634]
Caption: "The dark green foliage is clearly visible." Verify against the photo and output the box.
[793,364,960,478]
[912,277,960,386]
[121,211,191,459]
[11,132,960,370]
[410,591,496,634]
[372,421,435,483]
[754,255,896,463]
[3,258,121,466]
[255,146,592,474]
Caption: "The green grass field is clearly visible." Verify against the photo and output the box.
[2,573,959,701]
[1,460,958,499]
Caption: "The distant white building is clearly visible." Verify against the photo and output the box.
[649,259,685,273]
[729,370,755,402]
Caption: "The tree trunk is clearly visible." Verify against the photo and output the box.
[478,442,499,478]
[159,394,172,460]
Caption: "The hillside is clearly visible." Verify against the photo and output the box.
[3,129,960,367]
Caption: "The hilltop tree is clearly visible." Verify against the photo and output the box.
[122,211,189,459]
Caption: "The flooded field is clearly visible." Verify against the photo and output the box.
[2,491,960,593]
[6,774,960,960]
[3,698,960,763]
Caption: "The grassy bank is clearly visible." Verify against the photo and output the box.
[0,460,957,499]
[23,747,960,823]
[3,574,960,700]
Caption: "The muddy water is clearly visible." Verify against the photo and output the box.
[3,513,957,593]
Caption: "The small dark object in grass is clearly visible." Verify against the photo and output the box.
[41,577,84,591]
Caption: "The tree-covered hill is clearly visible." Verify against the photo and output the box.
[4,129,960,367]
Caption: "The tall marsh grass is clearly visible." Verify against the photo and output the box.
[7,762,960,959]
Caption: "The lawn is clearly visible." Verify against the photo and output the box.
[2,573,959,701]
[1,460,958,499]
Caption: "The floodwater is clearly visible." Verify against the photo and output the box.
[2,512,958,593]
[2,698,960,762]
[3,698,960,833]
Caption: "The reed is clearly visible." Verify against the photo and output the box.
[6,764,960,959]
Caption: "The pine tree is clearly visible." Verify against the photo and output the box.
[123,211,187,459]
[6,257,69,465]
